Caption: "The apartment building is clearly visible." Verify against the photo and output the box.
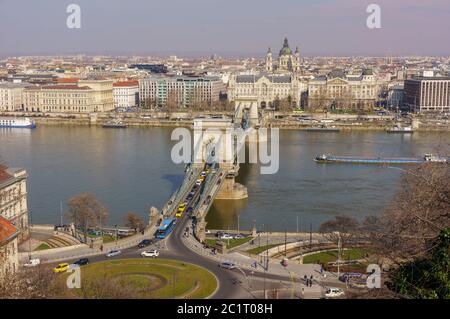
[139,76,225,109]
[0,82,31,111]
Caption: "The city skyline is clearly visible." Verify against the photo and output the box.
[1,0,450,57]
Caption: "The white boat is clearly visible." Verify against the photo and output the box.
[386,125,413,133]
[0,117,36,129]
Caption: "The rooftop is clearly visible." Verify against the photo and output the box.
[41,85,91,90]
[0,216,19,244]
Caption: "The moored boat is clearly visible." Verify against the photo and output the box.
[0,117,36,129]
[386,125,414,133]
[102,119,127,128]
[306,125,340,132]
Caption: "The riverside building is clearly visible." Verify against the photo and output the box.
[404,76,450,113]
[139,76,225,109]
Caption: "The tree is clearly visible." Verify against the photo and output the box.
[0,266,62,299]
[66,193,109,244]
[362,162,450,298]
[319,215,360,248]
[387,227,450,299]
[124,212,145,233]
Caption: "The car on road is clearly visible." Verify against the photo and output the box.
[106,250,122,257]
[186,207,193,216]
[141,250,159,258]
[23,258,40,267]
[215,231,224,238]
[325,287,345,298]
[195,179,202,186]
[233,234,246,239]
[138,239,153,248]
[199,175,205,182]
[218,262,236,269]
[220,234,234,240]
[178,202,187,212]
[53,263,70,273]
[73,258,89,266]
[200,171,207,177]
[186,192,195,200]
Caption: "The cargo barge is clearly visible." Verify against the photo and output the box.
[314,153,448,164]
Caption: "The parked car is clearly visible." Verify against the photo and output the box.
[195,179,202,186]
[141,250,159,258]
[53,263,70,273]
[325,287,345,298]
[215,231,224,238]
[73,258,89,266]
[106,250,122,257]
[220,234,234,240]
[233,234,246,239]
[218,262,236,269]
[186,207,194,216]
[138,239,152,248]
[23,258,40,267]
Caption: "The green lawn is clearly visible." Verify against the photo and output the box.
[59,259,217,299]
[205,237,252,249]
[303,248,370,264]
[34,243,50,251]
[246,244,279,255]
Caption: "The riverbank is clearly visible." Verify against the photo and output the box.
[3,109,450,131]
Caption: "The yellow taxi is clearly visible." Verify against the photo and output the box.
[199,176,205,182]
[53,263,70,273]
[176,203,187,217]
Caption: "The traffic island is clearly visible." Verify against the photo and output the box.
[58,258,218,299]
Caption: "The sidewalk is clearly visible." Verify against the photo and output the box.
[181,230,328,282]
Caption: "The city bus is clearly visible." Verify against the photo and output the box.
[155,218,176,239]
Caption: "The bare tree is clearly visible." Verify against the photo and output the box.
[124,212,145,233]
[365,163,450,262]
[0,266,62,299]
[319,215,360,248]
[66,193,109,244]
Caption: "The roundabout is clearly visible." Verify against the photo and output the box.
[61,258,218,299]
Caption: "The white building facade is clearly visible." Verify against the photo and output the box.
[113,81,139,109]
[0,165,29,242]
[228,74,305,108]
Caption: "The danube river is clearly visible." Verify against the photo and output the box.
[0,126,448,231]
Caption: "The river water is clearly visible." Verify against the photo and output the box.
[0,126,447,231]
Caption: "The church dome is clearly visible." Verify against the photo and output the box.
[279,38,292,56]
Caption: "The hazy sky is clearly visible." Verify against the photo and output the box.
[0,0,449,56]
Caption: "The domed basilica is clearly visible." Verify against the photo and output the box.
[265,38,301,73]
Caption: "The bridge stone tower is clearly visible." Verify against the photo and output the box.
[192,118,248,200]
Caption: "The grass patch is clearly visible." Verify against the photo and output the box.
[102,235,115,244]
[34,243,50,251]
[246,244,279,255]
[205,237,252,249]
[58,258,217,299]
[303,248,370,264]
